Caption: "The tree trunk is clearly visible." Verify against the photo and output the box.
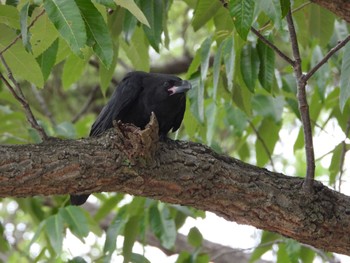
[1,123,350,256]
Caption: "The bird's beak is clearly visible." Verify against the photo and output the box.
[168,80,192,95]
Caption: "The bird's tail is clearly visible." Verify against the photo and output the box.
[70,194,90,206]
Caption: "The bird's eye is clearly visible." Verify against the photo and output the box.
[163,81,170,88]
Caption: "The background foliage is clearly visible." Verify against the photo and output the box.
[0,0,349,262]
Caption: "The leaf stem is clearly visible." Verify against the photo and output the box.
[251,27,295,66]
[0,55,48,141]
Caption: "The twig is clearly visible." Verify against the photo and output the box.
[72,85,100,124]
[0,9,45,55]
[31,84,56,126]
[0,55,48,141]
[338,117,350,192]
[286,11,315,193]
[303,35,350,82]
[249,121,276,170]
[251,27,295,66]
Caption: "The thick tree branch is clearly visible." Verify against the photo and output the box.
[0,125,350,256]
[311,0,350,23]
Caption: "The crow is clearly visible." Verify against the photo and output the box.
[70,71,192,205]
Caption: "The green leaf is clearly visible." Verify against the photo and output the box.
[200,36,212,81]
[30,8,59,57]
[95,0,117,9]
[75,0,114,68]
[36,38,58,81]
[115,0,150,27]
[19,2,31,52]
[123,216,140,263]
[329,143,343,185]
[277,243,292,263]
[252,94,284,123]
[340,42,350,112]
[141,0,164,52]
[130,253,151,263]
[186,51,201,78]
[104,208,128,253]
[256,0,282,28]
[255,118,281,166]
[226,106,248,136]
[188,227,203,248]
[123,10,137,43]
[192,0,222,31]
[59,206,89,240]
[0,4,20,29]
[94,194,124,222]
[213,41,223,101]
[229,0,255,40]
[45,214,64,255]
[249,232,279,263]
[311,45,329,101]
[280,0,290,18]
[293,127,304,153]
[285,239,301,263]
[62,53,87,90]
[149,204,176,249]
[54,121,76,138]
[222,36,235,91]
[309,6,335,47]
[68,257,88,263]
[257,34,275,92]
[44,0,87,56]
[0,25,44,87]
[120,26,150,71]
[240,43,259,92]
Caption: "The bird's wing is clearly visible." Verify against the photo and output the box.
[171,97,186,132]
[90,74,143,136]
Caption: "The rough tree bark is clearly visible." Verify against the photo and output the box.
[311,0,350,23]
[1,118,350,256]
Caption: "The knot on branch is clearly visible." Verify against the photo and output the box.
[102,112,159,166]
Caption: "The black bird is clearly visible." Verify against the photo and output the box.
[70,71,192,205]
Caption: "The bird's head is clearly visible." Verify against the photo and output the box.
[166,79,192,96]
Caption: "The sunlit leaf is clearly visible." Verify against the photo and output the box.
[0,4,20,29]
[0,25,44,87]
[62,54,87,90]
[115,0,150,27]
[30,8,59,57]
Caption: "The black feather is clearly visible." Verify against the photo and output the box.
[70,71,191,205]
